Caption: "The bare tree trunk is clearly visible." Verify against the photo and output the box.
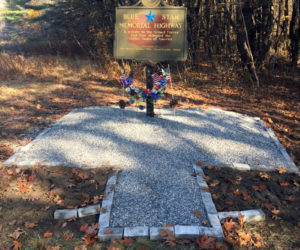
[290,0,300,68]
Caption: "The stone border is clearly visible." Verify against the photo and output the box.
[54,204,101,220]
[98,165,224,241]
[218,209,265,223]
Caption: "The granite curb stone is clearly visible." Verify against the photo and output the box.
[54,209,77,220]
[124,226,149,238]
[218,209,265,223]
[98,227,123,241]
[78,204,100,218]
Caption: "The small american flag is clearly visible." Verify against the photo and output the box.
[152,73,160,84]
[162,67,171,80]
[120,70,126,82]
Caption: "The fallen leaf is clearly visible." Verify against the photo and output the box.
[252,232,265,248]
[77,172,89,180]
[9,228,24,240]
[98,181,106,186]
[46,246,61,250]
[18,183,29,193]
[7,169,15,175]
[214,166,222,171]
[80,193,90,203]
[280,182,289,187]
[252,184,267,192]
[215,241,228,250]
[237,230,252,245]
[36,104,41,109]
[44,231,53,238]
[202,219,208,225]
[271,209,280,215]
[85,223,98,235]
[285,196,296,201]
[106,247,120,250]
[24,221,38,228]
[13,241,22,250]
[226,178,237,185]
[118,237,134,246]
[104,229,113,234]
[223,217,237,231]
[277,167,287,174]
[62,233,73,240]
[238,214,245,228]
[212,193,219,200]
[195,235,216,249]
[225,200,233,206]
[80,224,88,232]
[210,179,220,187]
[196,161,205,166]
[233,189,240,195]
[84,234,96,246]
[267,118,273,124]
[292,179,300,187]
[159,229,176,247]
[258,172,270,180]
[264,202,275,211]
[49,169,66,175]
[194,211,201,218]
[204,175,211,182]
[242,192,251,201]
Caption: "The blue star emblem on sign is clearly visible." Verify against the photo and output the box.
[145,10,156,22]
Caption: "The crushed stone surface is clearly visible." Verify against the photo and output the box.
[5,106,292,227]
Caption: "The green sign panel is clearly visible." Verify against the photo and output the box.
[114,7,187,61]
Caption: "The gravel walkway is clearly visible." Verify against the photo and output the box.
[4,106,296,227]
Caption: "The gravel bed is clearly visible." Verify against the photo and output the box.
[5,106,292,227]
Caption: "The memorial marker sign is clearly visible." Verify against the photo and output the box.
[114,6,187,61]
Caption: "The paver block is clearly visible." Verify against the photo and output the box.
[200,227,224,239]
[54,209,77,220]
[232,163,251,171]
[241,209,265,222]
[124,226,149,238]
[202,193,218,215]
[98,227,123,241]
[98,211,110,228]
[107,174,117,186]
[174,225,200,239]
[207,213,222,230]
[150,227,174,240]
[102,198,113,211]
[78,204,100,218]
[218,209,265,223]
[196,176,209,188]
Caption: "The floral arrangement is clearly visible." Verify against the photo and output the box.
[120,67,170,108]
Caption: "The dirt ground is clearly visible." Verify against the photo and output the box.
[0,165,113,249]
[203,166,300,249]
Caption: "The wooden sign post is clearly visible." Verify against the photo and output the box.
[114,0,187,116]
